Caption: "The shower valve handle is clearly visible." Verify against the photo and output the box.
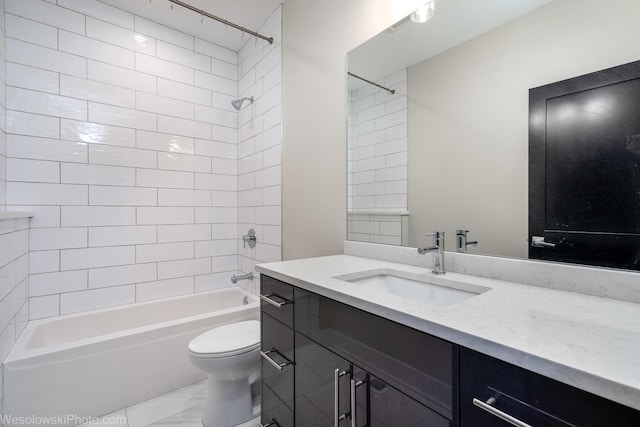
[242,229,257,248]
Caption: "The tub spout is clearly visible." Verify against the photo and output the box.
[231,272,254,284]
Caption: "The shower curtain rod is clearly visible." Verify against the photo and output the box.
[348,72,396,94]
[167,0,274,44]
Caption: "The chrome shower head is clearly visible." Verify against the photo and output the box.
[231,96,254,111]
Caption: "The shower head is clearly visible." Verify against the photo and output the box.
[231,96,254,111]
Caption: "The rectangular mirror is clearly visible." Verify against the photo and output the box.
[347,0,640,269]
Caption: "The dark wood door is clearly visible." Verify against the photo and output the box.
[529,59,640,270]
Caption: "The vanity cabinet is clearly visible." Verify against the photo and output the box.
[260,275,640,427]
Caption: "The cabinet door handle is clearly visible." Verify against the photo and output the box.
[335,369,348,427]
[350,377,368,427]
[260,293,292,308]
[260,349,293,371]
[261,419,280,427]
[531,236,556,248]
[473,397,533,427]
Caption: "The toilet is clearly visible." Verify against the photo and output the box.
[188,320,261,427]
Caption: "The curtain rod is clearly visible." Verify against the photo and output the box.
[347,72,395,95]
[167,0,274,45]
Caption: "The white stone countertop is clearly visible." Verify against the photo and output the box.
[256,254,640,411]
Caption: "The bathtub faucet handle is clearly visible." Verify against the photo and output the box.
[242,228,257,248]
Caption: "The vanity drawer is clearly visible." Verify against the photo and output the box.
[460,348,640,427]
[262,381,294,427]
[294,287,458,422]
[261,312,294,409]
[260,275,294,328]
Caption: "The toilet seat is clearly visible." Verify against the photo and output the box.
[189,320,260,358]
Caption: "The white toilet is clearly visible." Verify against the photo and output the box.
[188,320,261,427]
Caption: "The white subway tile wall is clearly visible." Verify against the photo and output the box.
[347,213,407,245]
[348,68,408,212]
[0,218,30,390]
[236,8,282,295]
[0,0,7,213]
[347,69,407,244]
[3,0,282,318]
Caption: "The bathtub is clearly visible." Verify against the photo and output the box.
[2,287,259,427]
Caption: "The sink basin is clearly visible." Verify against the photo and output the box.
[335,269,490,307]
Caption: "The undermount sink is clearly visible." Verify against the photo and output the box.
[335,269,490,307]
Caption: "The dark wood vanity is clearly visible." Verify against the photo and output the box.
[260,275,640,427]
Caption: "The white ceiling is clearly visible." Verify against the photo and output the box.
[348,0,554,91]
[99,0,283,51]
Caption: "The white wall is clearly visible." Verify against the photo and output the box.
[3,0,281,317]
[407,0,640,257]
[281,0,421,260]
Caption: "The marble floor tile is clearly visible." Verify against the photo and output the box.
[126,381,207,427]
[235,417,261,427]
[74,379,260,427]
[147,402,206,427]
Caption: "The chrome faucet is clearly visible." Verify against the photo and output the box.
[231,272,254,284]
[456,229,478,253]
[417,231,445,274]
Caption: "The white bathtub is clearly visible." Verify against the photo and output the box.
[2,287,259,427]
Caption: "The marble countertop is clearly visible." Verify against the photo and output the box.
[256,254,640,411]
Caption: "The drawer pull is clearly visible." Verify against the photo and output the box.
[260,349,293,371]
[350,377,368,427]
[473,397,533,427]
[261,419,280,427]
[260,293,292,308]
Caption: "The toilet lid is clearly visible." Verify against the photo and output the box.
[189,320,260,357]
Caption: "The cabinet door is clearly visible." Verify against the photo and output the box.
[460,348,640,427]
[294,286,457,422]
[295,332,363,427]
[368,373,450,427]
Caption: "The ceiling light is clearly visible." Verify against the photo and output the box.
[410,0,435,24]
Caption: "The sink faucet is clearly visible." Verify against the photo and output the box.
[456,229,478,253]
[417,231,445,274]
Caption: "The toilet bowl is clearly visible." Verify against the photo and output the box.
[188,320,261,427]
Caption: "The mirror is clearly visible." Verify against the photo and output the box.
[347,0,640,262]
